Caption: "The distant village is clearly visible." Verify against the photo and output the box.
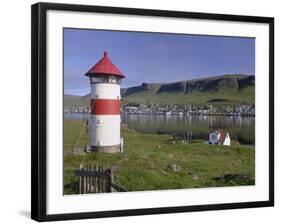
[64,103,255,117]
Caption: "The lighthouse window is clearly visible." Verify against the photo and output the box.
[108,76,117,83]
[90,76,121,84]
[90,77,102,83]
[101,77,109,82]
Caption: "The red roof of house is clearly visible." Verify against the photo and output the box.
[85,51,125,78]
[218,131,226,143]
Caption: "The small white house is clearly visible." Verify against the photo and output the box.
[205,130,231,146]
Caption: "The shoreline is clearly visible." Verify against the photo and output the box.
[64,111,255,117]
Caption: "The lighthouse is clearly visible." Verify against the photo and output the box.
[85,51,125,153]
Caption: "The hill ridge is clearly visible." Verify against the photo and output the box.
[64,74,255,106]
[122,74,254,97]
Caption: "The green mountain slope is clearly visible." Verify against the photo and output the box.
[64,74,255,108]
[122,74,254,105]
[64,94,89,108]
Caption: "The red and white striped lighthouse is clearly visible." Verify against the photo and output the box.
[85,51,125,153]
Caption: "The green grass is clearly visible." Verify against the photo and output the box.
[64,120,255,194]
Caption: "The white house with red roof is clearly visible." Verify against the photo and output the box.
[205,130,231,146]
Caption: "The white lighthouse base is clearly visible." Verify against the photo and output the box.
[90,144,121,153]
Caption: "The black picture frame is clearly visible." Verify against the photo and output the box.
[31,2,274,222]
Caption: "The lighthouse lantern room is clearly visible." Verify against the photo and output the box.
[85,51,125,153]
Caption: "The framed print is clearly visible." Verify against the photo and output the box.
[31,2,274,222]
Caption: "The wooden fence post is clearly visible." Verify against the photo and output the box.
[79,164,83,194]
[76,164,127,194]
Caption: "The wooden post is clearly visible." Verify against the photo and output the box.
[86,164,90,193]
[85,165,88,193]
[105,169,109,192]
[79,164,83,194]
[109,167,116,192]
[95,165,97,193]
[93,165,95,193]
[83,165,87,193]
[120,138,124,153]
[185,131,193,142]
[101,166,105,193]
[90,164,93,193]
[98,165,101,193]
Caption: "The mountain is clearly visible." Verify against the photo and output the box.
[64,94,89,108]
[64,74,255,107]
[121,74,254,105]
[122,74,254,95]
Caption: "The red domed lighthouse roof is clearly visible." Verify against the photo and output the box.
[85,51,125,78]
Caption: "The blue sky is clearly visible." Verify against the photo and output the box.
[64,28,255,96]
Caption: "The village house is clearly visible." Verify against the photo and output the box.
[205,129,231,146]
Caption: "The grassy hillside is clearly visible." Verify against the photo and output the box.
[122,74,255,105]
[122,86,254,105]
[64,120,255,194]
[64,94,89,108]
[64,74,255,108]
